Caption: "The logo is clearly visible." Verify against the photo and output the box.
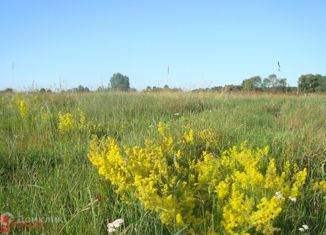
[0,213,13,233]
[0,212,61,233]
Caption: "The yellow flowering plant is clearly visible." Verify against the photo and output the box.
[88,122,307,234]
[15,97,28,118]
[58,112,75,133]
[313,180,326,193]
[57,109,87,133]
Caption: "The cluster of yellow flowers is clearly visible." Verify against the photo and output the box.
[313,180,326,193]
[88,123,308,234]
[58,109,86,133]
[15,97,28,118]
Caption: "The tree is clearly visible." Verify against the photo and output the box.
[3,88,13,93]
[78,85,90,92]
[110,73,130,91]
[263,74,277,88]
[278,79,287,88]
[262,74,287,91]
[223,84,242,92]
[316,76,326,92]
[263,78,272,89]
[144,86,152,92]
[68,85,90,93]
[242,76,262,91]
[242,79,254,91]
[298,74,324,92]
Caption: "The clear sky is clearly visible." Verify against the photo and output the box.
[1,1,326,91]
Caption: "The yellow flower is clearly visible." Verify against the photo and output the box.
[16,98,28,118]
[313,180,326,193]
[265,159,277,189]
[176,213,184,226]
[57,109,87,133]
[216,180,229,200]
[222,184,254,234]
[88,125,309,234]
[157,122,169,136]
[249,196,282,235]
[290,168,307,198]
[183,129,194,144]
[58,112,74,133]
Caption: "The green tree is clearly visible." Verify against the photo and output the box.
[68,85,90,93]
[242,76,262,91]
[77,85,90,92]
[316,76,326,92]
[110,73,130,91]
[163,84,169,89]
[279,78,287,88]
[263,74,277,88]
[262,78,272,89]
[263,74,287,91]
[223,84,242,92]
[298,74,323,92]
[3,88,13,93]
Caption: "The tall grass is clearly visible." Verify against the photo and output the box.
[0,92,325,234]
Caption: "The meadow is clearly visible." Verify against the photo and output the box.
[0,91,325,234]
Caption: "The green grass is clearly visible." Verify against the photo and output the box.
[0,92,325,234]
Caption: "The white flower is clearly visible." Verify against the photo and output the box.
[275,191,284,200]
[298,227,305,232]
[149,124,155,128]
[288,196,297,202]
[174,112,180,116]
[302,224,309,230]
[107,218,124,233]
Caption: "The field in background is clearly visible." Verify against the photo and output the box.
[1,92,326,234]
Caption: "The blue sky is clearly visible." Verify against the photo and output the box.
[1,1,326,90]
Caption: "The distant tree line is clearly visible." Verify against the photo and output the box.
[67,85,90,93]
[144,85,182,92]
[193,74,326,93]
[2,73,326,94]
[241,74,289,92]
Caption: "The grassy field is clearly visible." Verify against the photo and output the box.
[1,92,326,234]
